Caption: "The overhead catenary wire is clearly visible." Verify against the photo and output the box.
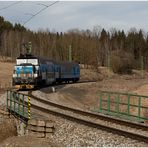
[24,13,34,16]
[36,3,49,7]
[23,1,59,25]
[0,1,22,11]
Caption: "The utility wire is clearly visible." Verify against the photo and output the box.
[23,1,59,25]
[0,1,22,11]
[36,3,49,7]
[24,13,34,16]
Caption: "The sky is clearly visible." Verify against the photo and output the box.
[0,1,148,33]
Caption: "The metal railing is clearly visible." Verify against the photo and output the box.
[7,90,148,122]
[6,90,31,120]
[94,91,148,122]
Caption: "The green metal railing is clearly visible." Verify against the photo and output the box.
[7,90,31,120]
[94,91,148,122]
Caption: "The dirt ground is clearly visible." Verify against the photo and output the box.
[0,62,148,146]
[41,78,148,114]
[0,118,17,143]
[0,136,59,147]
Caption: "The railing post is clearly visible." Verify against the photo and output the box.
[18,93,20,117]
[127,94,130,116]
[13,92,16,112]
[116,94,120,114]
[108,93,111,112]
[100,92,103,112]
[138,96,141,120]
[22,95,25,117]
[94,92,99,111]
[10,91,12,114]
[6,90,8,110]
[28,96,31,120]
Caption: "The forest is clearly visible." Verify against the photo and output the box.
[0,16,148,73]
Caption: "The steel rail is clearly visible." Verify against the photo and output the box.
[26,91,148,143]
[28,91,148,131]
[9,88,147,130]
[29,97,148,143]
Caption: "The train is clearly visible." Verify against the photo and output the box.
[12,52,80,89]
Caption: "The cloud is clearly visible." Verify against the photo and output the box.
[1,1,148,32]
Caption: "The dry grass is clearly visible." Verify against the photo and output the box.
[0,62,15,89]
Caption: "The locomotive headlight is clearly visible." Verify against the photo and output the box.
[13,74,17,77]
[34,66,39,74]
[34,73,38,77]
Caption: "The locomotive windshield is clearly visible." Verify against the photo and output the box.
[14,65,33,76]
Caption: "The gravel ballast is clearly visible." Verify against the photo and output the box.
[38,112,147,147]
[32,90,148,147]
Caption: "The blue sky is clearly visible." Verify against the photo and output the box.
[0,1,148,32]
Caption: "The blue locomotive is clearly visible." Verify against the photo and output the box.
[12,52,80,89]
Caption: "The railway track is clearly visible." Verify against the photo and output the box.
[9,80,97,92]
[38,80,97,91]
[65,80,97,84]
[26,91,148,143]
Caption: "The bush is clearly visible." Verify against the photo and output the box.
[111,51,134,74]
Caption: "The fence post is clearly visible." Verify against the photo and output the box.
[94,92,99,111]
[108,93,111,112]
[10,91,12,114]
[28,96,31,120]
[127,94,130,116]
[18,93,20,117]
[99,92,103,112]
[138,96,141,120]
[13,92,16,112]
[6,90,8,110]
[22,95,25,117]
[116,94,120,114]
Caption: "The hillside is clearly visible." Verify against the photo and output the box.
[0,61,148,146]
